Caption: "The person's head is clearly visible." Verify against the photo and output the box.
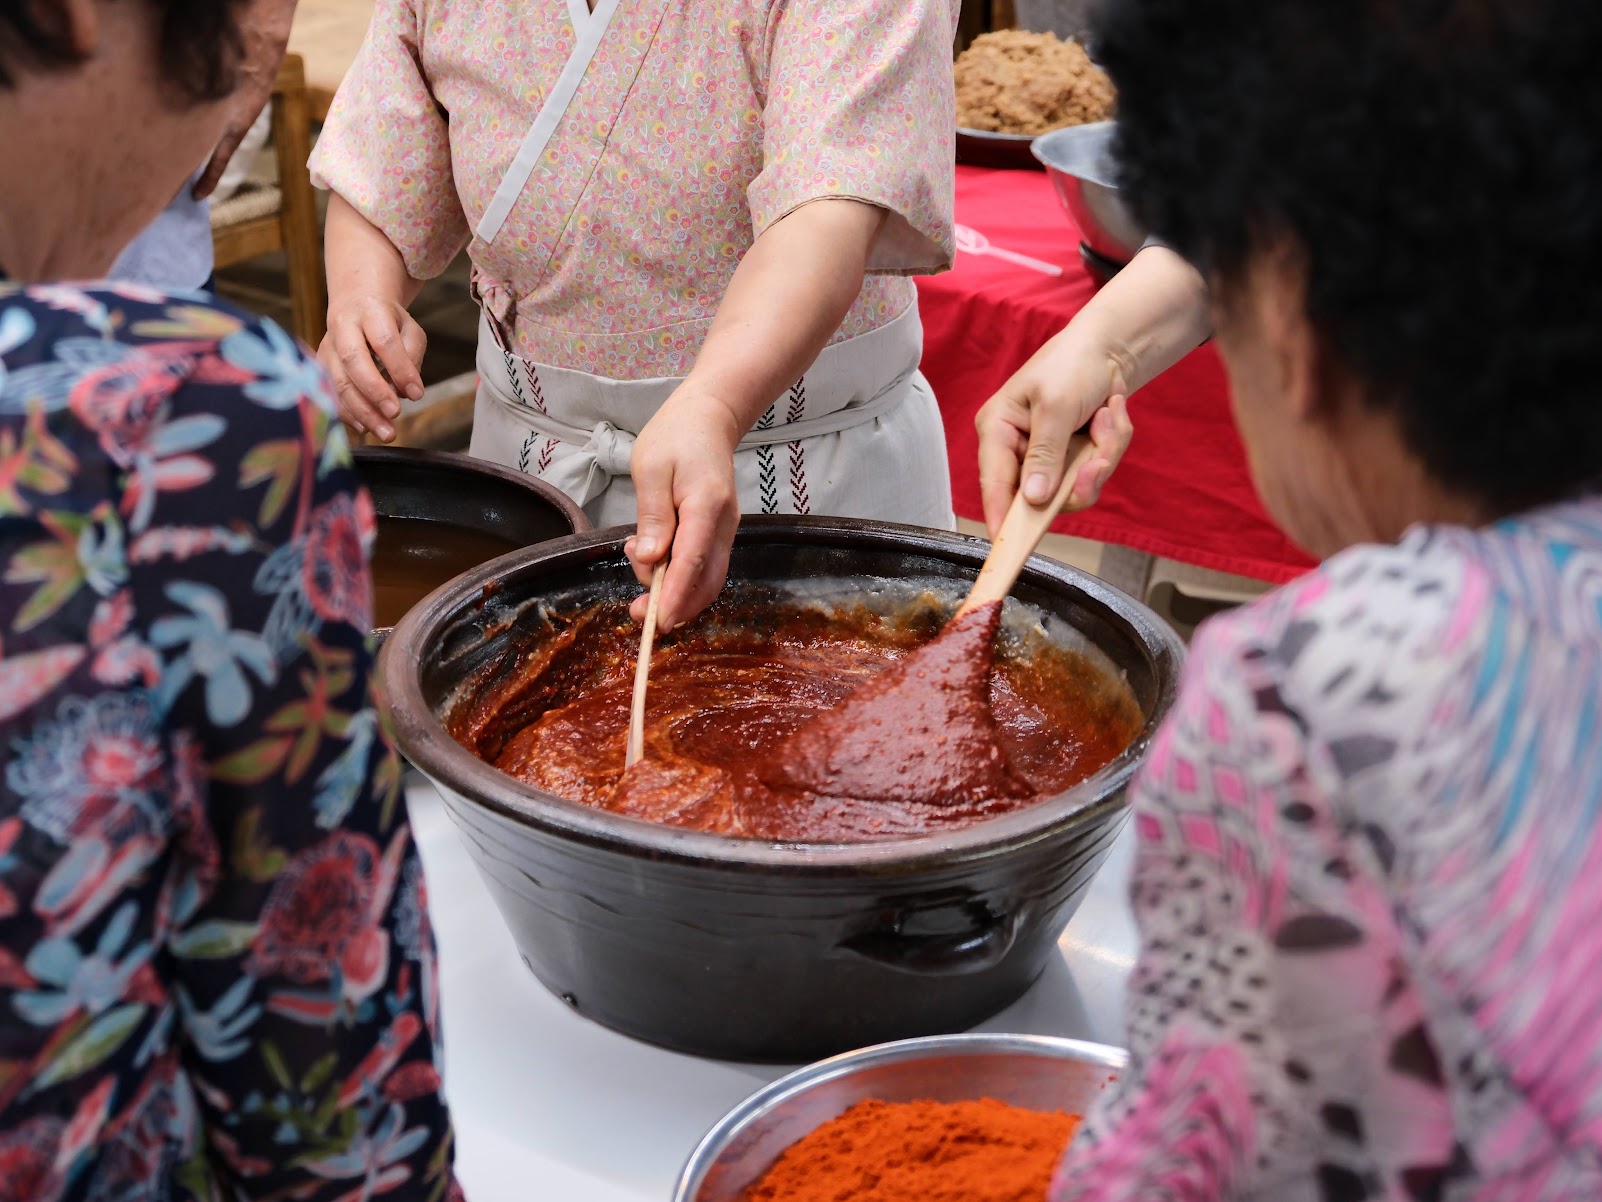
[1096,0,1602,556]
[0,0,286,280]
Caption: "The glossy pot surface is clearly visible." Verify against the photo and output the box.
[354,446,588,641]
[381,518,1182,1061]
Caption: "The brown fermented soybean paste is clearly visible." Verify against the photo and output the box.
[371,516,521,629]
[448,595,1141,843]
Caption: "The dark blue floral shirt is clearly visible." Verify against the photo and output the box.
[0,283,457,1202]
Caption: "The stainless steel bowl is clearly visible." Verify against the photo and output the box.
[675,1033,1126,1202]
[957,127,1045,171]
[1032,122,1149,266]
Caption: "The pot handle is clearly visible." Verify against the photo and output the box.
[837,903,1019,976]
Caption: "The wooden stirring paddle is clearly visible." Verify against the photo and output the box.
[767,436,1101,803]
[626,559,668,768]
[956,434,1102,620]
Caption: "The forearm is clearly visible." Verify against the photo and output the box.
[623,199,887,624]
[1053,244,1210,397]
[325,192,425,311]
[683,198,889,433]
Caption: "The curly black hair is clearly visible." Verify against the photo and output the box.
[0,0,250,102]
[1094,0,1602,513]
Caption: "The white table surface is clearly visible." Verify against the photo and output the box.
[408,776,1140,1202]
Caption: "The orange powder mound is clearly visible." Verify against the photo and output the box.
[741,1097,1080,1202]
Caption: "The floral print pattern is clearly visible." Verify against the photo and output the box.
[1054,503,1602,1201]
[309,0,958,380]
[0,283,457,1201]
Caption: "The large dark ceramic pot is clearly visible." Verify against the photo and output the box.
[380,518,1183,1063]
[354,446,588,640]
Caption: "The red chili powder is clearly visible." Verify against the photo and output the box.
[741,1097,1080,1202]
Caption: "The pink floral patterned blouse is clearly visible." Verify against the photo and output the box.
[309,0,958,379]
[1054,508,1602,1201]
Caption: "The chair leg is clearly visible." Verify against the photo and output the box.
[273,56,328,351]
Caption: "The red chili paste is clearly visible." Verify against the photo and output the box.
[767,602,1031,804]
[446,593,1142,843]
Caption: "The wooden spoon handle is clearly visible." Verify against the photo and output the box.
[626,559,668,768]
[957,435,1099,619]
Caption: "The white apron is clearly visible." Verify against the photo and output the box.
[463,0,956,532]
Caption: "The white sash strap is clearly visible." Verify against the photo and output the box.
[486,367,913,452]
[471,304,928,510]
[476,0,623,244]
[566,0,591,30]
[479,364,916,509]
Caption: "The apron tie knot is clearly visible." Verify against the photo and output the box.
[471,268,516,329]
[574,419,636,505]
[586,420,635,475]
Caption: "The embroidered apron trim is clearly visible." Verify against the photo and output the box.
[477,359,914,509]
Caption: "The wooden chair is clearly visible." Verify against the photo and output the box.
[210,53,326,350]
[957,2,1018,51]
[387,371,479,450]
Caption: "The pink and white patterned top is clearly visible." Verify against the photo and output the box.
[309,0,958,380]
[1055,502,1602,1201]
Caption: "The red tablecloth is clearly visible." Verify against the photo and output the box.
[916,166,1314,585]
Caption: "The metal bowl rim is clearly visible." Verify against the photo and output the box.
[673,1032,1128,1202]
[1030,120,1118,180]
[957,125,1041,143]
[380,515,1185,872]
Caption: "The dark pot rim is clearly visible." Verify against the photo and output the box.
[380,516,1185,874]
[353,444,593,536]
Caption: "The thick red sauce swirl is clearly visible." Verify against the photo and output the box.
[446,594,1142,843]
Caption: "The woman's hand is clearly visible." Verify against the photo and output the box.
[625,388,744,632]
[623,198,886,631]
[974,244,1212,536]
[976,334,1136,535]
[319,192,428,443]
[317,297,427,443]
